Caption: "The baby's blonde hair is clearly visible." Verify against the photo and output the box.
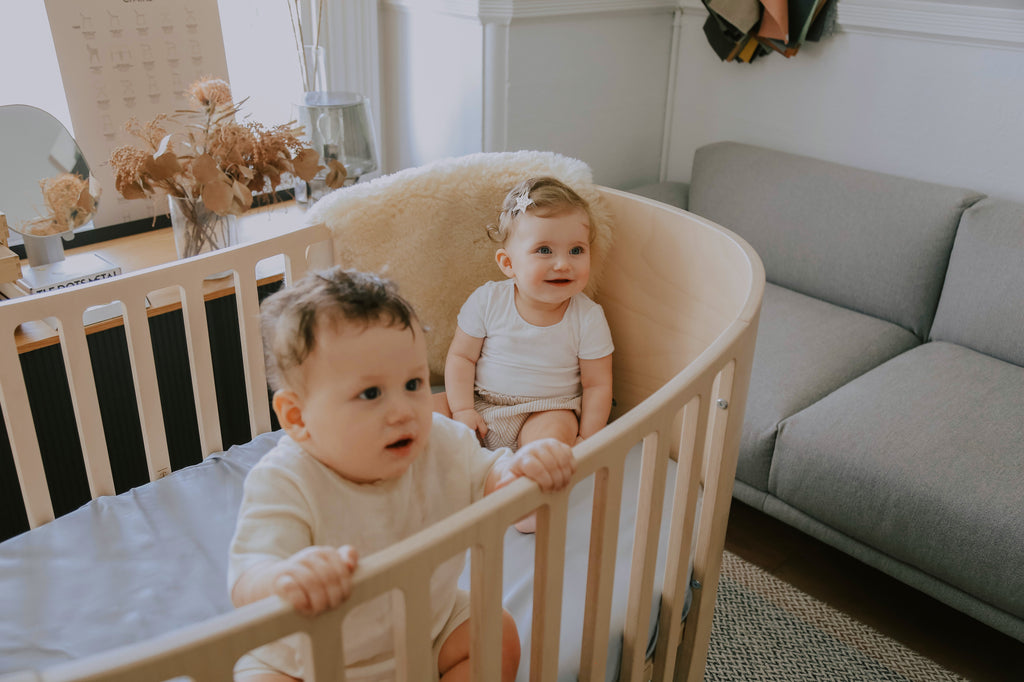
[488,176,595,244]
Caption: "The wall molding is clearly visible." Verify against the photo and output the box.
[383,0,677,22]
[680,0,1024,50]
[839,0,1024,50]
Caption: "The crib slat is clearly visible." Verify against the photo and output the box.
[578,457,626,681]
[232,266,271,437]
[178,280,223,456]
[57,315,115,499]
[121,294,172,480]
[677,362,738,680]
[0,327,54,528]
[652,393,709,681]
[530,493,569,682]
[306,604,345,682]
[399,577,435,681]
[620,429,670,681]
[470,534,505,682]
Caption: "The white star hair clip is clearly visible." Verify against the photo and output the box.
[514,193,534,214]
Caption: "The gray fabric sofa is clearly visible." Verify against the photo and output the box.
[631,141,1024,642]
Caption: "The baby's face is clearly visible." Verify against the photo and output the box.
[499,208,592,309]
[296,320,433,483]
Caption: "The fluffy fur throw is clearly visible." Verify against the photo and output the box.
[306,150,614,383]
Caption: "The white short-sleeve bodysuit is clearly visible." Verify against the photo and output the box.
[457,279,614,399]
[228,414,504,680]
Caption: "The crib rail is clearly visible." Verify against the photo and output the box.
[0,223,332,530]
[28,311,756,682]
[0,183,763,682]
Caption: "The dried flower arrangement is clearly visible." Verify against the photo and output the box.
[16,173,98,237]
[109,77,341,220]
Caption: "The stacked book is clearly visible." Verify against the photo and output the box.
[15,252,121,295]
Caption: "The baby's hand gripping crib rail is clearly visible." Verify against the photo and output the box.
[0,187,763,682]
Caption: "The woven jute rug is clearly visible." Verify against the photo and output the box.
[706,552,966,681]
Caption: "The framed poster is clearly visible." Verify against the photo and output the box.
[44,0,230,228]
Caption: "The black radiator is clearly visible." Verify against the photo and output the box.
[0,283,282,542]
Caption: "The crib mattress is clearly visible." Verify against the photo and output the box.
[0,431,688,681]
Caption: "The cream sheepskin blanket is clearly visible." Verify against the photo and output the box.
[306,150,614,384]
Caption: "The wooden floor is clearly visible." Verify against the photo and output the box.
[723,500,1024,681]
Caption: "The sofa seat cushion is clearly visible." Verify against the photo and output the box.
[737,283,919,498]
[770,341,1024,620]
[688,141,983,338]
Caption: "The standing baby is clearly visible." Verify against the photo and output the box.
[228,267,575,681]
[437,177,614,532]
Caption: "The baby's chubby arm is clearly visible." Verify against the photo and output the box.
[578,353,614,441]
[231,545,359,617]
[445,328,488,438]
[486,438,576,495]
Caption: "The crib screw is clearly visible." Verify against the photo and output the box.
[690,578,702,590]
[716,399,729,409]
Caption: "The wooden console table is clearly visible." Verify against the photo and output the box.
[1,200,315,538]
[11,200,310,353]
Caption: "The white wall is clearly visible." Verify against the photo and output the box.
[379,2,676,189]
[666,0,1024,202]
[380,5,484,171]
[504,12,674,189]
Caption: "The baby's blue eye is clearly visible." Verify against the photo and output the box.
[570,246,585,255]
[537,246,552,254]
[406,378,423,391]
[359,387,381,400]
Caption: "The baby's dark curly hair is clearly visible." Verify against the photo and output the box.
[260,267,419,390]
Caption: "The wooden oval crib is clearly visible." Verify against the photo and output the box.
[0,155,763,682]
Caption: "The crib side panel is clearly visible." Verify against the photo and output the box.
[0,186,764,682]
[0,224,331,532]
[595,188,756,422]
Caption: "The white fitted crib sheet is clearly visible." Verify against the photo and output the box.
[0,430,688,681]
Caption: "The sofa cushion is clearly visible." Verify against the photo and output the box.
[930,198,1024,367]
[735,283,919,499]
[769,341,1024,621]
[688,141,983,339]
[627,181,689,211]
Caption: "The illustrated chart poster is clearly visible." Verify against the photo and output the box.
[44,0,230,228]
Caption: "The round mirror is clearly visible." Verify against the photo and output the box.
[0,104,92,248]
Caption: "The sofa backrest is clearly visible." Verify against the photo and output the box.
[688,141,983,339]
[930,198,1024,367]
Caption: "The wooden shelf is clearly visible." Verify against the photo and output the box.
[9,200,311,353]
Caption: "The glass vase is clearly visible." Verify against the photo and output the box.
[168,195,238,271]
[301,44,327,94]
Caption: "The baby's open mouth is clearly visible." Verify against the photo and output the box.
[387,437,413,449]
[547,279,572,284]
